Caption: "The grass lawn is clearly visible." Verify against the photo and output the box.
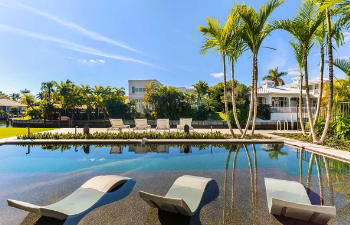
[0,128,55,139]
[275,133,350,151]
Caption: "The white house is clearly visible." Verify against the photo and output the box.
[0,98,27,113]
[257,77,328,122]
[128,80,192,112]
[128,80,162,112]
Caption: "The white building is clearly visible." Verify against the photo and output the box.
[128,80,192,112]
[128,80,162,112]
[257,77,328,122]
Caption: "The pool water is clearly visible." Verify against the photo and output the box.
[0,143,349,225]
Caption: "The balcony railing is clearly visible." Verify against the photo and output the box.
[271,106,316,113]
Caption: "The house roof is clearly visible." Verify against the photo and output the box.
[0,98,27,107]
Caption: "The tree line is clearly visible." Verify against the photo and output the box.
[199,0,350,143]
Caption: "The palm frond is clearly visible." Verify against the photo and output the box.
[333,58,350,76]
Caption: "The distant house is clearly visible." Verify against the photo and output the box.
[0,98,27,113]
[257,77,328,122]
[128,79,191,112]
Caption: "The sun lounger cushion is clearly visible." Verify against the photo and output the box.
[139,175,213,216]
[7,175,130,220]
[264,178,336,224]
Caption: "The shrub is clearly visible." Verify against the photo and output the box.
[193,104,209,120]
[257,104,271,120]
[312,116,350,140]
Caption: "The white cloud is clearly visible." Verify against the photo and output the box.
[210,72,224,78]
[286,67,300,76]
[337,56,350,60]
[0,2,143,54]
[344,32,350,43]
[0,24,157,68]
[77,58,106,64]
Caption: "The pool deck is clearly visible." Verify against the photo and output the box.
[1,128,350,163]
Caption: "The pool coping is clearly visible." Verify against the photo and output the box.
[0,138,283,145]
[262,133,350,164]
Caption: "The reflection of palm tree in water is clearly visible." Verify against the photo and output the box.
[219,144,258,225]
[306,153,325,205]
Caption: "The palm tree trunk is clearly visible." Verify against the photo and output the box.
[223,55,235,137]
[315,156,324,205]
[299,149,303,184]
[303,49,318,142]
[230,60,243,134]
[231,145,240,210]
[313,44,324,127]
[306,153,314,195]
[319,9,333,144]
[323,156,334,205]
[242,55,256,137]
[299,68,306,136]
[252,53,258,135]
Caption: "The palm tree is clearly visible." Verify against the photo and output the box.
[262,67,287,87]
[10,93,20,101]
[315,0,346,144]
[333,58,350,77]
[290,41,310,136]
[237,0,285,136]
[273,0,325,143]
[313,22,327,127]
[41,81,57,102]
[199,17,236,137]
[192,80,209,106]
[227,5,246,134]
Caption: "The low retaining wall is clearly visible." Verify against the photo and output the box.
[11,119,298,130]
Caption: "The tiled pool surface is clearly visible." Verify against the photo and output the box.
[0,144,349,225]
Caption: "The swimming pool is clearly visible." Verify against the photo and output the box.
[0,143,349,224]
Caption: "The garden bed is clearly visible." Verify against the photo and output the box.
[18,131,268,140]
[274,133,350,151]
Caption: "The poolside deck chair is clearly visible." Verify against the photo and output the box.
[7,175,130,220]
[156,119,170,131]
[139,175,213,216]
[134,119,151,131]
[177,118,194,131]
[264,178,336,224]
[107,119,130,132]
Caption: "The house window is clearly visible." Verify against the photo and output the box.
[132,86,135,93]
[258,97,266,105]
[271,97,288,107]
[138,88,143,92]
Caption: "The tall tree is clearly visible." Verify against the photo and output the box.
[10,93,20,101]
[290,41,310,136]
[262,67,287,87]
[41,81,57,102]
[315,0,346,144]
[237,0,285,136]
[273,0,325,143]
[193,80,209,105]
[199,17,236,137]
[227,5,247,134]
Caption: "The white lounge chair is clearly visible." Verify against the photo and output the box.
[264,178,336,224]
[134,119,151,131]
[139,175,213,216]
[156,119,170,131]
[177,118,194,131]
[7,175,130,220]
[107,119,130,132]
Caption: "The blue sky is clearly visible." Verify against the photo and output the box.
[0,0,349,95]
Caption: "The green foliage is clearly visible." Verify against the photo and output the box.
[218,109,248,128]
[263,67,287,87]
[144,84,192,120]
[257,104,271,120]
[18,131,268,140]
[193,104,209,120]
[312,116,350,140]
